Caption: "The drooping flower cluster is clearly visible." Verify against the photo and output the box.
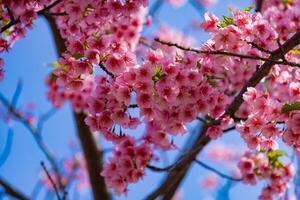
[236,87,283,150]
[239,150,294,200]
[101,136,152,195]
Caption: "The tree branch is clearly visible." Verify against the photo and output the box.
[194,159,242,181]
[41,162,62,200]
[256,0,264,12]
[0,0,63,33]
[0,176,30,200]
[43,15,111,200]
[146,31,300,200]
[0,93,62,189]
[154,38,300,68]
[224,31,300,119]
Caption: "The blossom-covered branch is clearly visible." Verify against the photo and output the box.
[154,38,300,68]
[0,0,63,33]
[147,30,300,200]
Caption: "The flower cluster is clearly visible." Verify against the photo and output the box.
[239,150,294,200]
[101,136,152,195]
[0,0,55,80]
[237,87,283,150]
[283,112,300,154]
[2,0,300,197]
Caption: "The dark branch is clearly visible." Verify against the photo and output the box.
[147,164,174,172]
[154,38,300,68]
[41,162,61,200]
[194,159,242,181]
[224,31,300,119]
[0,176,30,200]
[146,31,300,200]
[0,0,63,33]
[99,63,115,79]
[256,0,264,12]
[44,14,112,200]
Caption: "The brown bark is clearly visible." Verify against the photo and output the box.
[43,14,111,200]
[0,176,30,200]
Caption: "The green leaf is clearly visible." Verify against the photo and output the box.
[290,48,300,55]
[51,62,68,72]
[243,5,254,12]
[155,65,162,74]
[282,0,294,5]
[281,101,300,113]
[217,15,235,28]
[267,150,286,160]
[73,53,84,59]
[152,65,167,82]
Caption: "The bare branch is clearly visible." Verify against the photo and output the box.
[0,176,30,200]
[41,162,61,200]
[11,80,23,108]
[147,164,174,172]
[37,108,57,132]
[99,63,115,79]
[0,93,63,189]
[194,159,242,181]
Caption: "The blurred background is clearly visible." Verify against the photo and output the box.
[1,0,293,199]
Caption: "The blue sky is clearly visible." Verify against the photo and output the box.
[0,0,275,199]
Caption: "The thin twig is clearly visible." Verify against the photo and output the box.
[41,162,61,200]
[196,116,208,125]
[154,38,300,68]
[11,80,23,108]
[194,159,242,181]
[246,41,272,54]
[147,164,174,172]
[0,93,63,189]
[223,126,236,133]
[99,63,115,78]
[37,108,57,132]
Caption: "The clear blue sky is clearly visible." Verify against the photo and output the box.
[0,0,274,199]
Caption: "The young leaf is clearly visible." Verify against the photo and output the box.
[282,0,294,5]
[290,48,300,55]
[243,5,254,12]
[281,101,300,113]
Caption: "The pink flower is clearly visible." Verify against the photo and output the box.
[201,13,219,32]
